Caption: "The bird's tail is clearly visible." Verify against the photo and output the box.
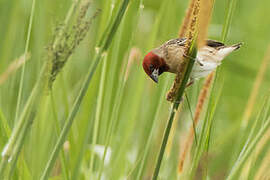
[231,42,243,50]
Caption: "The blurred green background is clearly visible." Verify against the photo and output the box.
[0,0,270,179]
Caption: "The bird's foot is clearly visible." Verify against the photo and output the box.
[186,80,194,87]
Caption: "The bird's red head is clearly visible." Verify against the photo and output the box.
[142,51,169,83]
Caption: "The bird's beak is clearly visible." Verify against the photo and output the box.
[150,69,159,83]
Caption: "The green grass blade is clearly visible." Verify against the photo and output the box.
[0,107,31,179]
[185,92,198,145]
[89,53,108,175]
[136,78,170,180]
[226,116,270,180]
[153,44,197,180]
[40,0,131,179]
[0,108,11,138]
[71,113,94,180]
[187,0,238,176]
[0,65,46,179]
[8,112,35,179]
[14,0,36,122]
[221,0,237,42]
[50,92,70,180]
[0,0,36,176]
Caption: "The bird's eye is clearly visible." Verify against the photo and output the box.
[149,64,154,71]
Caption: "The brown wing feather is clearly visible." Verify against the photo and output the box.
[165,38,187,46]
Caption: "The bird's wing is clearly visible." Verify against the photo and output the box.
[206,40,224,48]
[166,39,224,48]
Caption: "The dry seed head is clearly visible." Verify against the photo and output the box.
[0,53,31,85]
[167,0,201,101]
[184,0,200,53]
[124,47,142,82]
[197,0,214,48]
[178,0,196,37]
[177,0,217,172]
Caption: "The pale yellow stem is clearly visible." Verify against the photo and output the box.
[242,45,270,127]
[0,53,30,86]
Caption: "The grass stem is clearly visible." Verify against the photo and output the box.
[40,0,130,179]
[0,65,46,178]
[152,45,197,179]
[227,116,270,180]
[14,0,36,123]
[89,53,107,175]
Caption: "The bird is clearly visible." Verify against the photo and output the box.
[142,38,242,84]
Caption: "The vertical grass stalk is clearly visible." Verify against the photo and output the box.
[8,110,35,178]
[136,78,170,180]
[153,0,201,178]
[241,45,270,126]
[0,0,36,175]
[0,65,46,178]
[178,72,214,173]
[181,0,237,175]
[40,0,131,179]
[89,53,108,175]
[14,0,36,122]
[152,44,197,180]
[221,0,237,42]
[50,92,70,180]
[227,116,270,180]
[0,0,82,177]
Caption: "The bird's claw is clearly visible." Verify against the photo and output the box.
[186,80,194,87]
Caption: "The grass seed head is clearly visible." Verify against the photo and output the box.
[178,0,196,38]
[197,0,214,48]
[0,53,31,85]
[46,1,100,89]
[167,0,201,101]
[124,47,142,82]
